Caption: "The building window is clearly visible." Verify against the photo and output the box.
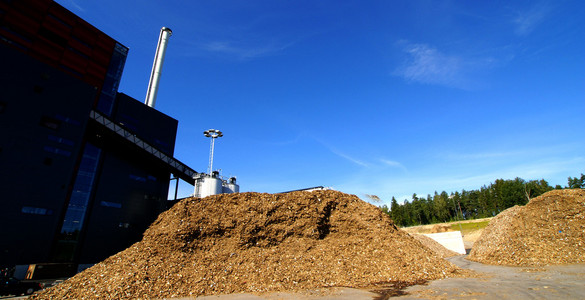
[67,45,90,59]
[54,114,81,126]
[118,114,138,131]
[0,23,32,49]
[0,101,5,113]
[43,146,71,157]
[48,134,75,146]
[118,223,130,229]
[59,143,101,238]
[53,143,101,262]
[71,35,93,50]
[47,13,73,30]
[100,201,122,208]
[38,26,68,48]
[96,42,127,116]
[129,174,146,182]
[59,63,84,77]
[40,116,61,130]
[22,206,53,215]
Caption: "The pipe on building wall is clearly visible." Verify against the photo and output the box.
[145,27,172,108]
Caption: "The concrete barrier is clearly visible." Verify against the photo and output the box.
[423,231,466,255]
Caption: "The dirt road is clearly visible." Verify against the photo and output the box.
[397,255,585,299]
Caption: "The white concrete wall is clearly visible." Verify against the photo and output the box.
[423,231,466,255]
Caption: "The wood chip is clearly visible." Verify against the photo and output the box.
[32,190,463,299]
[468,189,585,266]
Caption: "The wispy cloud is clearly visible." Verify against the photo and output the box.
[333,155,584,206]
[393,42,475,89]
[398,43,460,82]
[329,148,370,167]
[331,142,584,205]
[174,9,312,60]
[60,0,85,12]
[442,143,581,163]
[310,137,410,171]
[263,133,304,146]
[312,141,408,171]
[443,150,526,161]
[430,157,585,191]
[393,41,503,90]
[310,137,370,167]
[379,159,407,173]
[202,39,296,60]
[190,13,314,60]
[513,2,550,36]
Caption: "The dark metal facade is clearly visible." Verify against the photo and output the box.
[0,0,194,275]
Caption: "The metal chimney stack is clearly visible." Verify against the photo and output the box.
[145,27,172,108]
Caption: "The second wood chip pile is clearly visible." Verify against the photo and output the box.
[32,190,462,299]
[469,189,585,266]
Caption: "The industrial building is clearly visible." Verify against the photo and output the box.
[0,0,205,278]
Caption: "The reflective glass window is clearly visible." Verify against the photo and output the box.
[59,143,101,235]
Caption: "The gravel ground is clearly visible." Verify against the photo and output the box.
[398,255,585,299]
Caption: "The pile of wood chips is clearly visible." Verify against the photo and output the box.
[468,189,585,266]
[410,234,460,258]
[429,224,451,233]
[32,190,463,299]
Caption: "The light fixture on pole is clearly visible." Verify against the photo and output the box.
[203,129,223,175]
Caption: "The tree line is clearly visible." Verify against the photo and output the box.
[380,173,585,227]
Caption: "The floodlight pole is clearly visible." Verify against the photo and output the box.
[203,129,223,175]
[208,137,215,174]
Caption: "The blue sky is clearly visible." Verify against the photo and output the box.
[56,0,584,206]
